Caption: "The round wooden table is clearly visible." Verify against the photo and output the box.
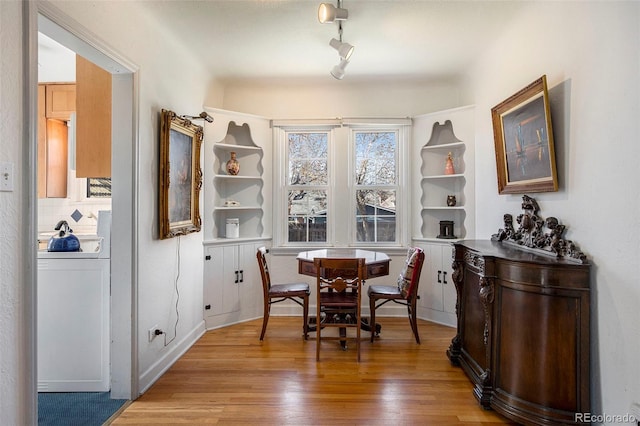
[296,249,391,345]
[296,248,390,279]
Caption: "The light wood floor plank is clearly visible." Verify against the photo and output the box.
[112,318,515,425]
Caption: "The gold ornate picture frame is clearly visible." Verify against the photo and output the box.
[491,75,558,194]
[159,109,203,239]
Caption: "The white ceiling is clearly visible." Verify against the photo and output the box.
[135,0,526,84]
[38,32,76,82]
[39,1,527,84]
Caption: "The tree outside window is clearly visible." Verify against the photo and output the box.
[354,131,397,242]
[287,132,328,243]
[276,123,405,247]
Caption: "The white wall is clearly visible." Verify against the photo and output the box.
[0,1,33,424]
[221,78,462,118]
[44,0,227,394]
[462,1,640,418]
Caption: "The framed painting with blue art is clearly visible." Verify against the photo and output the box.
[491,75,558,194]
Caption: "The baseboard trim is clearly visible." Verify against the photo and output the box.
[138,320,206,394]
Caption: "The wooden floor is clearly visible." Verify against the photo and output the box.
[112,317,515,425]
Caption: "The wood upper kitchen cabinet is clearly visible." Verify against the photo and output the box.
[45,84,76,120]
[38,84,72,198]
[75,54,112,178]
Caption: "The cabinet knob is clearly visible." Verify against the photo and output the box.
[239,270,244,283]
[437,270,442,283]
[443,271,448,284]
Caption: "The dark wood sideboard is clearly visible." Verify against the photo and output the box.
[447,239,591,425]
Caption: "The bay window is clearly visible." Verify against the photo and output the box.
[274,119,409,248]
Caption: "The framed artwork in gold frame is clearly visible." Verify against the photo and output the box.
[491,75,558,194]
[159,109,203,239]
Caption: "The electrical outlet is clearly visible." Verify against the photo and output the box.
[148,325,161,342]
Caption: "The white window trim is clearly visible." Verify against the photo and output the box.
[273,125,337,248]
[347,125,409,248]
[272,120,410,249]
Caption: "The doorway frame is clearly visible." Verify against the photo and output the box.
[25,0,140,418]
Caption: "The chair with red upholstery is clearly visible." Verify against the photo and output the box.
[257,247,310,340]
[368,247,425,344]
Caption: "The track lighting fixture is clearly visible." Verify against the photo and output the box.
[181,111,214,123]
[318,2,348,24]
[330,58,349,80]
[318,0,355,79]
[329,38,354,61]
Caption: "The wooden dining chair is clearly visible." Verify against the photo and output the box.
[368,247,425,344]
[314,257,366,362]
[257,247,310,340]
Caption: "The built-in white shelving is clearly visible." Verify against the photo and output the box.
[202,108,272,242]
[411,105,475,327]
[412,106,475,242]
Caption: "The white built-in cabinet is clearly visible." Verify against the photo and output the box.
[200,106,474,329]
[201,108,272,329]
[203,241,264,328]
[412,105,474,327]
[416,242,457,326]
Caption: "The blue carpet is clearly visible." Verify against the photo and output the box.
[38,392,128,426]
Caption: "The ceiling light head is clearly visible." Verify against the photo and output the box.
[329,38,354,60]
[318,3,348,24]
[330,58,350,80]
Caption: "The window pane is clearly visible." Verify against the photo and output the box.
[355,132,396,185]
[355,189,396,242]
[288,190,327,242]
[356,189,396,214]
[288,133,328,185]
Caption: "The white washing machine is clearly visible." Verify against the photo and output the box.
[37,211,111,392]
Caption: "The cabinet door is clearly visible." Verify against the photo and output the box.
[421,243,444,312]
[238,243,261,317]
[45,84,76,120]
[440,245,456,315]
[204,245,240,317]
[38,85,69,199]
[76,54,112,178]
[45,119,69,198]
[223,245,241,314]
[203,246,222,317]
[38,85,47,198]
[417,242,457,326]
